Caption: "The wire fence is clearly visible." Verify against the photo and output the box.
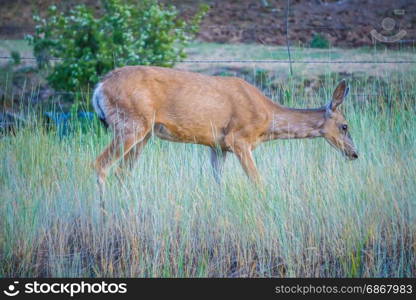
[1,56,416,64]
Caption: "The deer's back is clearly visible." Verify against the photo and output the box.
[101,66,271,146]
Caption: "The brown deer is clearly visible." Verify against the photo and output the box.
[92,66,358,197]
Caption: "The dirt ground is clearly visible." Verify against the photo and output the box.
[1,0,415,47]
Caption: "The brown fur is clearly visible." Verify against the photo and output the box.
[93,66,358,198]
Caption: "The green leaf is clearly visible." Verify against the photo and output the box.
[30,0,207,97]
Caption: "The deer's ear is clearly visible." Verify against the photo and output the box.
[331,79,349,110]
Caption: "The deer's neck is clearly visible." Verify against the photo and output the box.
[266,104,326,140]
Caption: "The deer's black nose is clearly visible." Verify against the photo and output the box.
[351,152,358,159]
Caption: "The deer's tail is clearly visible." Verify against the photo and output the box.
[92,82,109,128]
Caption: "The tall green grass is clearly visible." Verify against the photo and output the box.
[1,73,415,277]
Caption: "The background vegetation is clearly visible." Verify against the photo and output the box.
[26,0,206,94]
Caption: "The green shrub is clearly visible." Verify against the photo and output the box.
[310,33,330,49]
[26,0,208,94]
[10,50,21,65]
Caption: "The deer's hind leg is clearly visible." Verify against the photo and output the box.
[114,134,151,180]
[94,118,151,208]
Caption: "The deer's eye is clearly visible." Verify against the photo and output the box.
[341,124,348,131]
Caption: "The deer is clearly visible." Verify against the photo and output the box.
[92,66,358,202]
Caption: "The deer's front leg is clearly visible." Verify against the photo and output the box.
[234,147,261,185]
[210,147,227,184]
[225,137,261,185]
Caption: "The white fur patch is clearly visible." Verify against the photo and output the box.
[92,82,107,120]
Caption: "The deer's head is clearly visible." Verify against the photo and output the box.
[321,80,358,160]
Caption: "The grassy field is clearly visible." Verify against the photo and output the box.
[1,73,415,277]
[0,42,415,277]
